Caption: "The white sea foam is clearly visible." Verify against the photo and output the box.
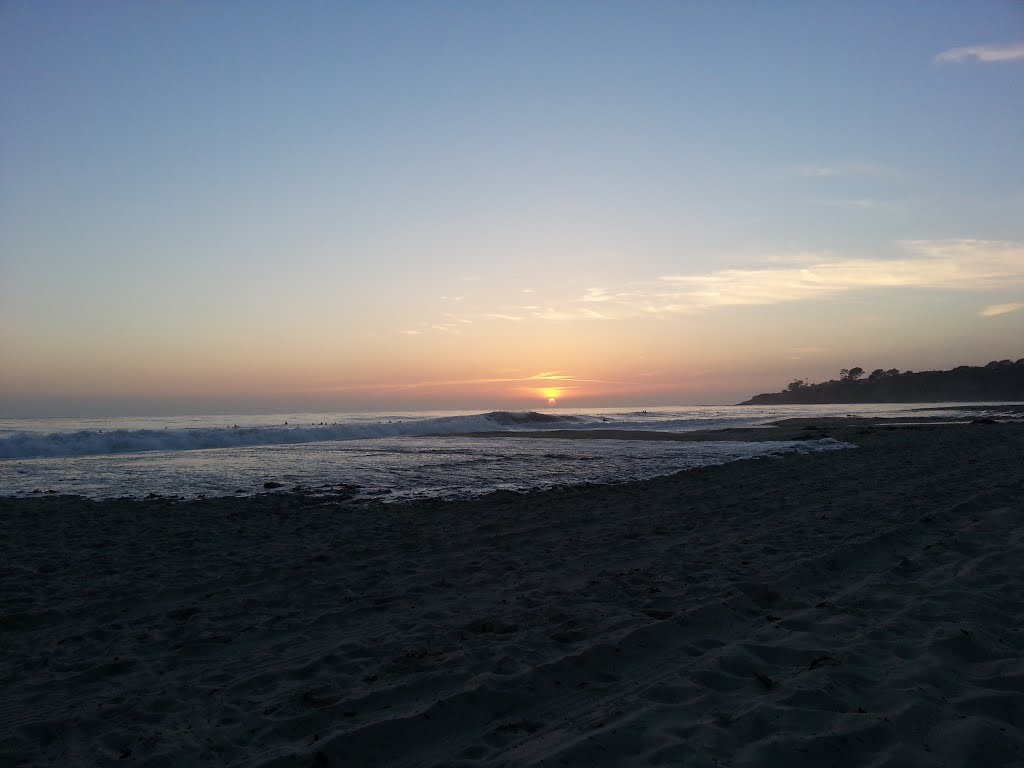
[0,411,584,459]
[0,403,983,460]
[3,403,987,501]
[0,433,854,502]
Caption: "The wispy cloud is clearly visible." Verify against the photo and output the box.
[647,239,1024,313]
[788,162,901,179]
[795,165,841,178]
[531,306,613,321]
[531,371,575,380]
[935,43,1024,64]
[787,346,827,360]
[405,240,1024,332]
[306,371,611,394]
[979,302,1024,317]
[578,287,615,303]
[483,313,524,321]
[818,197,897,211]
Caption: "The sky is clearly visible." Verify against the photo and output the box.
[1,1,1023,416]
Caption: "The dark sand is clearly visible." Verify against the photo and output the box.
[462,406,1024,443]
[2,420,1023,766]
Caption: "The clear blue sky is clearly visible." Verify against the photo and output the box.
[2,1,1022,415]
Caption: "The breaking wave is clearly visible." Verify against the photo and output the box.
[0,411,585,459]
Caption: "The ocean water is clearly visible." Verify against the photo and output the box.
[0,403,993,502]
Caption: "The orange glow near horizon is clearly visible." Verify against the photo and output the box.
[539,387,564,403]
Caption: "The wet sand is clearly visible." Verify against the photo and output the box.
[2,420,1023,766]
[462,407,1024,443]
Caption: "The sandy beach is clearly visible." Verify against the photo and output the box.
[2,420,1023,767]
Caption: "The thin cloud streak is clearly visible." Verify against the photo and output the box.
[406,240,1024,332]
[818,197,897,211]
[306,371,614,394]
[648,239,1024,312]
[935,43,1024,63]
[788,162,901,179]
[483,313,525,321]
[979,302,1024,317]
[614,239,1024,315]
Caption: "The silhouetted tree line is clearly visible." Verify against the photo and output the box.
[740,359,1024,404]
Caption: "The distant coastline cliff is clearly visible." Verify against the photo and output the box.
[740,360,1024,405]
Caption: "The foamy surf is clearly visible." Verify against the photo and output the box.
[5,403,996,501]
[4,403,968,461]
[0,411,585,460]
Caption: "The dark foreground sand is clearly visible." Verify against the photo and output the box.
[2,421,1023,767]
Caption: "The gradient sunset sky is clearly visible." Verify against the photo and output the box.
[2,1,1022,416]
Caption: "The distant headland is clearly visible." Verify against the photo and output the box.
[740,359,1024,405]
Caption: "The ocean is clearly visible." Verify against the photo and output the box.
[0,403,989,502]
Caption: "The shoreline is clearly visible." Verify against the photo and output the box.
[2,421,1023,766]
[459,412,1021,444]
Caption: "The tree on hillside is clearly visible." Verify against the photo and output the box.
[839,367,864,381]
[740,359,1023,405]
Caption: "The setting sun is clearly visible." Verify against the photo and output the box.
[539,387,563,404]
